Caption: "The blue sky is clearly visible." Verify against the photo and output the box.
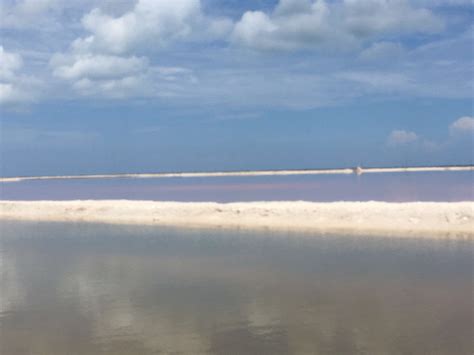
[0,0,472,176]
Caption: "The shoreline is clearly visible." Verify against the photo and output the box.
[0,165,472,183]
[1,200,473,238]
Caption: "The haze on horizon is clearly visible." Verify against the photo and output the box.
[0,0,473,177]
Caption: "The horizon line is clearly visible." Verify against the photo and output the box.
[1,165,473,183]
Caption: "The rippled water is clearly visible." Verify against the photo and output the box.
[1,171,473,201]
[0,221,472,354]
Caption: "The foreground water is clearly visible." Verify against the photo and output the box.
[0,221,472,355]
[1,170,473,202]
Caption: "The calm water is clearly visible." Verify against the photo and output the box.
[1,171,473,201]
[0,221,472,354]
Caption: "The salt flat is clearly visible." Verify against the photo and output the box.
[1,165,472,183]
[1,200,472,238]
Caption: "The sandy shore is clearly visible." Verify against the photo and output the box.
[1,200,472,237]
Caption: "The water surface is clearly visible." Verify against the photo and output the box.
[1,170,472,201]
[0,221,472,354]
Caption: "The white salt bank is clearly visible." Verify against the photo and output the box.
[1,200,472,238]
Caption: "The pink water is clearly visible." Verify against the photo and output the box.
[1,171,472,202]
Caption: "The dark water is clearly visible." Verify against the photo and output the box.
[0,222,472,354]
[1,171,473,202]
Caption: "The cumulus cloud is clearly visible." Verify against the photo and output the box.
[387,129,419,146]
[47,0,221,98]
[231,0,349,51]
[49,53,150,95]
[51,54,149,80]
[49,51,196,99]
[2,0,469,106]
[71,75,150,98]
[0,46,40,104]
[231,0,444,51]
[0,46,23,80]
[387,115,473,153]
[72,0,230,55]
[449,116,474,135]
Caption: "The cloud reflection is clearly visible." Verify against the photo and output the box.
[0,222,472,354]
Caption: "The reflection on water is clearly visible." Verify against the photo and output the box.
[1,171,473,201]
[0,221,472,354]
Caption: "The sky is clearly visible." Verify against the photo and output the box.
[0,0,473,176]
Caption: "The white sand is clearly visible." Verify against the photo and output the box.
[1,200,472,238]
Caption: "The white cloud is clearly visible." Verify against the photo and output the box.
[72,0,229,55]
[0,46,23,80]
[450,116,474,135]
[49,51,196,99]
[387,130,419,146]
[0,83,16,103]
[47,0,219,99]
[387,115,473,153]
[231,0,444,51]
[2,0,469,107]
[0,78,41,104]
[231,11,278,49]
[51,54,149,80]
[49,52,151,98]
[71,75,150,99]
[0,46,40,104]
[232,0,350,51]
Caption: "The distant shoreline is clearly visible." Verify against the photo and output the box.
[1,165,472,183]
[1,200,472,238]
